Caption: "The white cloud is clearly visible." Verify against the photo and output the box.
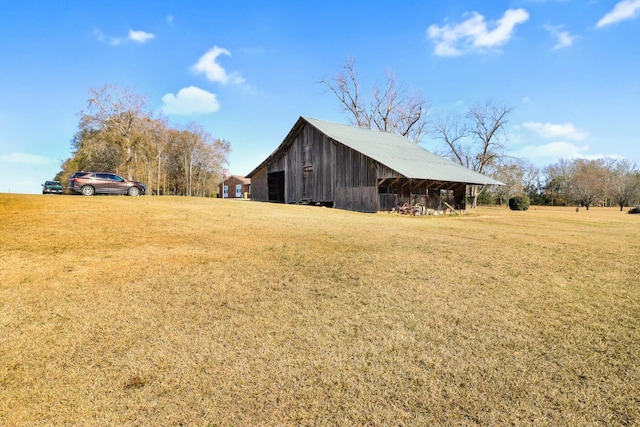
[522,121,589,140]
[517,141,591,163]
[161,86,221,115]
[192,46,245,84]
[517,142,625,164]
[0,152,52,165]
[129,30,155,43]
[427,9,529,57]
[94,28,155,45]
[544,25,577,50]
[93,28,106,42]
[596,0,640,27]
[109,37,124,46]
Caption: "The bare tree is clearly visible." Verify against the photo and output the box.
[70,127,123,173]
[147,117,169,196]
[133,115,168,195]
[521,162,545,204]
[540,158,638,208]
[320,57,429,143]
[431,100,513,207]
[609,159,639,211]
[430,112,470,162]
[467,101,512,175]
[543,159,574,206]
[64,84,231,197]
[78,84,149,179]
[570,158,610,210]
[490,158,527,205]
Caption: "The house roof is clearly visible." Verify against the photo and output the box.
[230,175,250,184]
[220,175,250,186]
[247,116,504,186]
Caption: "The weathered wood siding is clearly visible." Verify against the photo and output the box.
[334,141,379,212]
[284,125,335,203]
[248,122,385,212]
[247,150,287,202]
[248,124,337,204]
[249,167,268,201]
[376,163,402,180]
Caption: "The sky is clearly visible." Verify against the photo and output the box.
[1,0,639,194]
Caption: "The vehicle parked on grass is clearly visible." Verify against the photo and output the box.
[68,172,146,196]
[42,180,63,194]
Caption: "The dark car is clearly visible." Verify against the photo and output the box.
[42,180,63,194]
[68,172,146,196]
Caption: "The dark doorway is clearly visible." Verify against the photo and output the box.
[378,186,398,212]
[267,171,285,203]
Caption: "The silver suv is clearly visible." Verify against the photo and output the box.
[69,172,146,196]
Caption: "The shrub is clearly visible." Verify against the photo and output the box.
[629,206,640,214]
[508,194,530,211]
[476,191,494,205]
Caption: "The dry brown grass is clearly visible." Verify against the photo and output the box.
[1,194,639,426]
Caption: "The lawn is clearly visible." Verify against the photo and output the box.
[1,194,638,425]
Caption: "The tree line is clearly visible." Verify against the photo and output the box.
[60,70,639,207]
[488,157,640,210]
[56,84,230,197]
[321,58,640,209]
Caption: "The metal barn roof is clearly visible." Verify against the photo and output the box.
[247,116,503,186]
[303,117,503,185]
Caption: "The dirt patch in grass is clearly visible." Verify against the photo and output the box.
[1,195,639,425]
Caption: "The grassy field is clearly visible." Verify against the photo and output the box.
[1,194,638,426]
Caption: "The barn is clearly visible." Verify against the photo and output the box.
[246,117,503,213]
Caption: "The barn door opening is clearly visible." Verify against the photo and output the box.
[378,184,398,212]
[267,171,285,203]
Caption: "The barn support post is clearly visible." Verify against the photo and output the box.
[454,184,466,212]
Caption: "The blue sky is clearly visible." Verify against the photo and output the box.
[1,0,639,194]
